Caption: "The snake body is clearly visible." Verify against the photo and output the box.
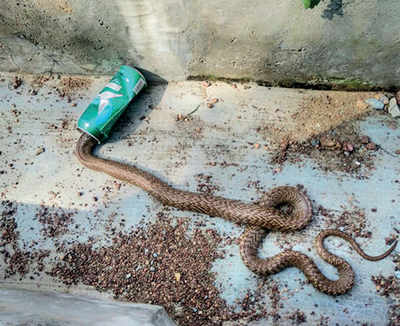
[76,133,397,295]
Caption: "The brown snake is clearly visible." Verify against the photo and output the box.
[76,132,397,295]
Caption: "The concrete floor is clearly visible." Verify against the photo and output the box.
[0,73,399,325]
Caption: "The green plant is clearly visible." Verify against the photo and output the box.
[303,0,322,9]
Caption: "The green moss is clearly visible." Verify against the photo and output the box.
[188,74,379,91]
[199,74,219,82]
[327,77,374,91]
[188,75,252,84]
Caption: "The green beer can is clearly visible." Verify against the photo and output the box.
[77,65,147,143]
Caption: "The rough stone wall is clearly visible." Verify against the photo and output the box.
[0,0,399,87]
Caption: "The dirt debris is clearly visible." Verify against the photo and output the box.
[287,309,307,325]
[57,76,92,98]
[32,74,52,88]
[1,200,19,249]
[207,98,219,108]
[372,252,400,326]
[12,76,23,89]
[372,274,400,297]
[258,91,390,176]
[35,146,45,156]
[195,173,221,195]
[271,118,378,176]
[1,201,270,325]
[317,206,370,238]
[47,214,269,325]
[372,260,400,326]
[35,205,76,238]
[0,201,50,279]
[266,280,282,322]
[258,91,375,147]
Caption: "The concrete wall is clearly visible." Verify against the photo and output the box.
[0,0,399,87]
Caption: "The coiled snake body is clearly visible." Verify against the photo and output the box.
[76,133,397,295]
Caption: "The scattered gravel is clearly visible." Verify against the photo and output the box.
[1,201,50,280]
[287,309,307,324]
[35,205,76,238]
[271,119,378,176]
[372,274,400,325]
[56,76,92,98]
[317,206,370,238]
[0,200,18,249]
[47,214,269,325]
[371,253,400,326]
[195,173,220,195]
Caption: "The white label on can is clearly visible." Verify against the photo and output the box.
[133,78,146,95]
[98,91,123,113]
[105,82,121,92]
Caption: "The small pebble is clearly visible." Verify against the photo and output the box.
[379,95,389,105]
[320,137,336,148]
[12,76,23,89]
[360,136,369,144]
[311,139,320,147]
[395,149,400,155]
[365,98,384,110]
[388,97,400,118]
[207,103,214,109]
[366,142,377,150]
[343,143,354,152]
[396,90,400,105]
[35,147,45,156]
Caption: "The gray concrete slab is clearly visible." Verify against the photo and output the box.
[0,73,399,325]
[0,287,176,326]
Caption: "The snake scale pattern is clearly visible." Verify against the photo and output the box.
[76,133,397,295]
